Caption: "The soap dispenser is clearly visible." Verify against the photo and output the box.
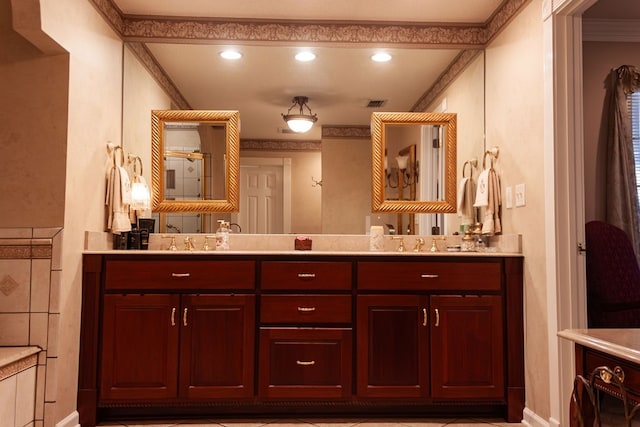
[215,220,230,251]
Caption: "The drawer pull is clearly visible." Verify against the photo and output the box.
[423,308,427,326]
[171,307,176,326]
[600,366,625,384]
[171,273,191,278]
[183,308,188,326]
[297,273,316,279]
[421,274,439,279]
[297,306,316,312]
[296,360,316,366]
[434,308,440,327]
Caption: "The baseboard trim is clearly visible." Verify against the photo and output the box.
[56,410,79,427]
[523,407,552,427]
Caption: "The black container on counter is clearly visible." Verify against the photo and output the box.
[113,233,128,250]
[127,229,141,250]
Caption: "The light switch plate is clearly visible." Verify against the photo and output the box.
[515,183,526,207]
[505,186,513,209]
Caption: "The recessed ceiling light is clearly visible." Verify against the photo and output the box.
[295,51,316,62]
[371,52,392,62]
[220,50,243,60]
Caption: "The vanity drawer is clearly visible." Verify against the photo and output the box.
[261,295,352,324]
[259,327,352,399]
[260,261,352,290]
[584,349,640,400]
[104,260,255,290]
[357,260,501,291]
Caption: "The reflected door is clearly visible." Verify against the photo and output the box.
[239,164,284,233]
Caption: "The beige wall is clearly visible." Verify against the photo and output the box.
[0,0,68,228]
[485,0,548,420]
[427,3,550,418]
[427,52,486,234]
[123,45,173,186]
[322,138,371,234]
[583,41,640,222]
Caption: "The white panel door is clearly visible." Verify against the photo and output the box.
[239,164,284,234]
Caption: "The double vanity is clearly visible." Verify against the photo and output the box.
[77,234,524,426]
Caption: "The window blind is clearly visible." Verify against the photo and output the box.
[632,92,640,199]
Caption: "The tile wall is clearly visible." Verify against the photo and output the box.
[0,227,63,427]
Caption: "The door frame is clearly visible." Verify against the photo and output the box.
[545,1,595,426]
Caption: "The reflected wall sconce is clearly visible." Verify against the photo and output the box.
[282,96,318,133]
[129,155,151,211]
[385,155,418,189]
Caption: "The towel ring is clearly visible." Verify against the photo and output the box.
[112,146,125,168]
[482,146,500,169]
[482,152,494,169]
[462,160,475,178]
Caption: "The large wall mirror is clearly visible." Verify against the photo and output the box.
[371,112,457,214]
[150,110,240,214]
[123,32,486,235]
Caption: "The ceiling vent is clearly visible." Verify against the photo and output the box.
[366,99,387,108]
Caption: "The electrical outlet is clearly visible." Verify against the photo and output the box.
[515,183,526,207]
[505,186,513,209]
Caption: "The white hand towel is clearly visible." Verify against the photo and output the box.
[474,169,489,207]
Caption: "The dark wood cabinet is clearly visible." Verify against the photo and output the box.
[356,294,428,398]
[179,294,255,399]
[99,293,255,402]
[430,295,504,399]
[100,294,180,401]
[79,253,523,425]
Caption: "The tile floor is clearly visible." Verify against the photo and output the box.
[97,418,524,427]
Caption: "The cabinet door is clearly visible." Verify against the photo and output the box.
[356,295,429,398]
[259,327,352,399]
[179,294,255,399]
[430,295,504,399]
[100,294,180,400]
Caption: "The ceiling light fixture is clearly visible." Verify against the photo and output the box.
[282,96,318,133]
[295,51,316,62]
[371,52,392,62]
[219,49,242,60]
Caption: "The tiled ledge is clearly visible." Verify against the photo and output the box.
[0,227,62,259]
[0,346,40,381]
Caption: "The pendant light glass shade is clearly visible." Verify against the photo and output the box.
[282,96,318,133]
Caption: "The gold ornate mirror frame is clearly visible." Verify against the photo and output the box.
[151,110,240,213]
[371,112,457,213]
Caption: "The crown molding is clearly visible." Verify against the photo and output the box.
[583,19,640,42]
[240,139,321,151]
[322,125,371,139]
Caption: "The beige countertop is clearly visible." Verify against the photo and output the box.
[85,231,523,255]
[558,329,640,365]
